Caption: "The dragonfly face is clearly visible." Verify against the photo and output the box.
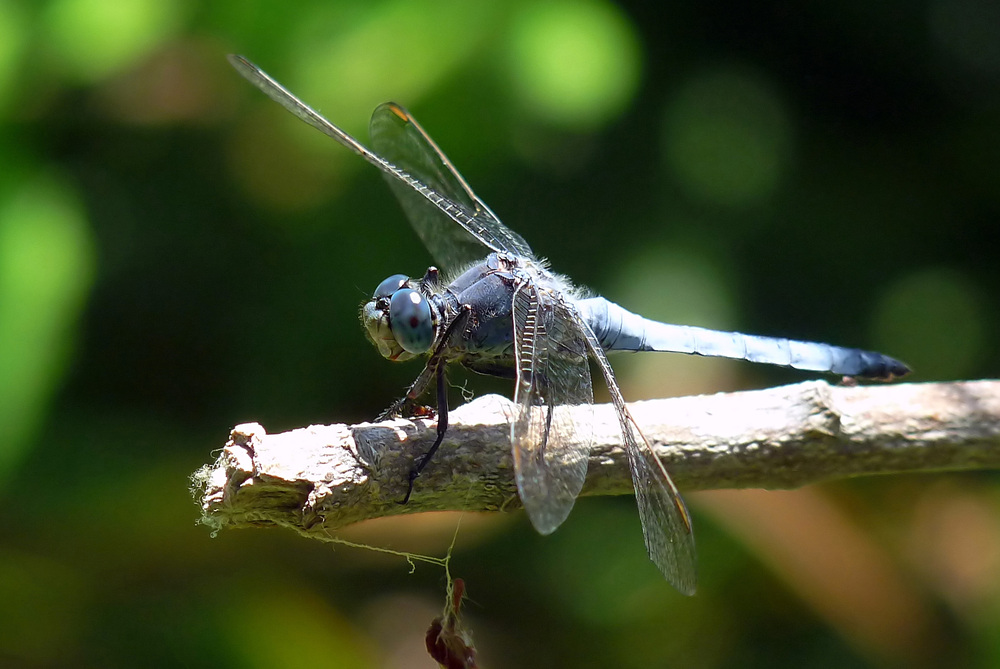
[361,273,436,361]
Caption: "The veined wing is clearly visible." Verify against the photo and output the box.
[369,102,533,271]
[579,318,698,595]
[510,279,592,534]
[227,55,528,268]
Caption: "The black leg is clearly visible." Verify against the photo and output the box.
[399,362,448,504]
[396,305,472,504]
[376,304,473,423]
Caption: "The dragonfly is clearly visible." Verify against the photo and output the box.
[228,55,910,596]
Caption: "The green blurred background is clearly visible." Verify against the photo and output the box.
[1,0,998,666]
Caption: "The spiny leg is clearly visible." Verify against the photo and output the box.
[376,364,435,422]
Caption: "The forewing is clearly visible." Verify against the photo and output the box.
[369,102,534,271]
[229,55,384,161]
[228,55,529,272]
[580,320,698,595]
[511,280,593,534]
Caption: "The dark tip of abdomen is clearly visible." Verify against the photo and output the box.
[860,353,911,381]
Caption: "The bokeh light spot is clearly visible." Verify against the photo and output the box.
[663,69,793,208]
[218,586,377,668]
[227,105,344,215]
[291,0,497,133]
[0,172,94,482]
[42,0,183,82]
[506,0,641,129]
[0,0,27,110]
[873,268,986,380]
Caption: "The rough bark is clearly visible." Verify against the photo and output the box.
[192,380,1000,541]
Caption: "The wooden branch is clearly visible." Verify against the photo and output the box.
[192,380,1000,541]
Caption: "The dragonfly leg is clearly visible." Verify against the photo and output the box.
[399,361,448,504]
[376,392,420,422]
[375,301,475,422]
[398,305,472,504]
[376,358,438,422]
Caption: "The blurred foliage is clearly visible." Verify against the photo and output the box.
[0,0,998,667]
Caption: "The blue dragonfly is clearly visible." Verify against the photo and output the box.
[228,55,909,595]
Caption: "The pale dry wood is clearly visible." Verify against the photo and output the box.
[192,380,1000,540]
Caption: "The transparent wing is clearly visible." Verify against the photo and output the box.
[369,102,534,271]
[228,55,529,271]
[579,318,699,595]
[510,280,593,534]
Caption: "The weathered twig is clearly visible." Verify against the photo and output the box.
[192,380,1000,541]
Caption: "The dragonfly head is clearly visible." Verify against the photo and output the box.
[361,274,434,362]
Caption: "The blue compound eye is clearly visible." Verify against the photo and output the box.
[388,288,433,354]
[373,274,408,299]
